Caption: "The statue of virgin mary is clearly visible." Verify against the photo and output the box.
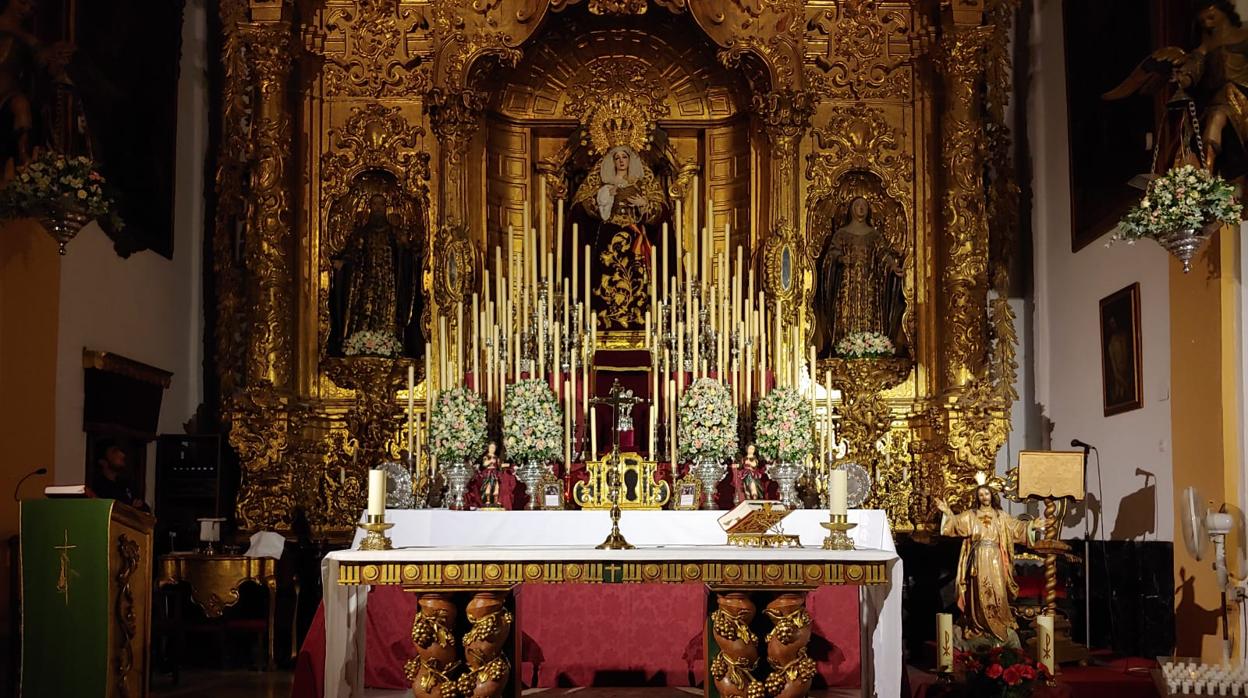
[572,145,667,328]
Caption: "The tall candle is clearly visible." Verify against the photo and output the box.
[668,378,676,467]
[472,293,481,390]
[661,222,669,303]
[407,364,415,457]
[825,369,833,460]
[563,378,572,469]
[690,175,699,245]
[572,223,580,303]
[456,302,465,384]
[937,614,954,672]
[590,406,598,460]
[539,176,547,275]
[829,468,847,515]
[584,244,591,317]
[556,198,564,284]
[367,469,386,517]
[1036,615,1055,675]
[424,342,432,397]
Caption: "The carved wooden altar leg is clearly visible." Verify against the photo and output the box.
[407,594,460,698]
[763,593,815,698]
[710,593,760,698]
[460,591,513,698]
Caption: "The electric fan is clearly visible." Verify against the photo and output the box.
[1181,486,1237,660]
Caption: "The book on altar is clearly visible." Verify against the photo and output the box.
[43,484,88,497]
[717,500,790,533]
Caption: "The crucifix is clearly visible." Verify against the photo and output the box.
[590,378,648,459]
[589,378,648,550]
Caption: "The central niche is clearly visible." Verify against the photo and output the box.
[476,7,756,336]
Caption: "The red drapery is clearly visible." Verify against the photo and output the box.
[293,584,861,698]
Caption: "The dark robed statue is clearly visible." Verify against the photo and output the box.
[815,196,905,356]
[331,192,424,356]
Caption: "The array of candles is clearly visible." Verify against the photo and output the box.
[402,180,844,480]
[1162,659,1248,695]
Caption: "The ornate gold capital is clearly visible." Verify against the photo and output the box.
[426,87,486,154]
[751,88,816,150]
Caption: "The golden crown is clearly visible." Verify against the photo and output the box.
[585,97,649,155]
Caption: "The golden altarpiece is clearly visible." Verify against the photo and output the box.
[213,0,1020,537]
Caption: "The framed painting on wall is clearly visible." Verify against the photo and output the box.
[1099,283,1143,416]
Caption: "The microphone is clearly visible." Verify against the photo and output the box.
[1070,438,1094,451]
[12,467,48,501]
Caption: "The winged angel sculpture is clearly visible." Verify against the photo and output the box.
[1104,0,1248,173]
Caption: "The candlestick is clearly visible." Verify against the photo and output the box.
[564,378,572,471]
[472,293,480,391]
[368,468,386,517]
[937,614,954,673]
[584,244,591,318]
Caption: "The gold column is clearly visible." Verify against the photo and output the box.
[934,25,992,390]
[427,88,486,229]
[240,17,296,390]
[752,89,815,232]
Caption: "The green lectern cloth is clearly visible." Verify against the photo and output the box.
[20,498,115,697]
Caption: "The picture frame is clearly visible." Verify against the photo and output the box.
[671,474,702,511]
[537,472,565,510]
[1099,282,1143,416]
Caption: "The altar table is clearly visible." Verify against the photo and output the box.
[322,509,901,698]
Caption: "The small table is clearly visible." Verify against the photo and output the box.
[156,553,280,669]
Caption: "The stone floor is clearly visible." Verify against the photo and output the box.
[151,671,864,698]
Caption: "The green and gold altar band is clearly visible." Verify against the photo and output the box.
[337,559,889,588]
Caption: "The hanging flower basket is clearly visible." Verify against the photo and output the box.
[1115,164,1241,272]
[0,152,122,254]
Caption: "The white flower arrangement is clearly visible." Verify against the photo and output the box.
[343,330,403,357]
[1115,164,1241,242]
[754,387,815,464]
[503,379,564,464]
[428,386,488,463]
[834,331,895,359]
[678,378,739,463]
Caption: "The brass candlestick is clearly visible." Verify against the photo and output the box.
[820,513,856,550]
[357,514,395,551]
[596,461,634,550]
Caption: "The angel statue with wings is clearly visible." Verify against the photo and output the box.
[1105,0,1248,171]
[572,133,668,328]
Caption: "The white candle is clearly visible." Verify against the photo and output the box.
[937,614,954,672]
[1036,614,1055,676]
[590,406,598,460]
[572,223,579,303]
[367,469,386,517]
[829,468,847,515]
[407,364,415,457]
[556,198,565,284]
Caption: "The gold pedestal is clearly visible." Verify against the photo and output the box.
[821,513,857,550]
[357,514,395,551]
[596,504,634,550]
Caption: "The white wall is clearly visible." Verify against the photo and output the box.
[53,0,208,501]
[1029,0,1174,541]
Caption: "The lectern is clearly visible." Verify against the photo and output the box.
[20,499,155,697]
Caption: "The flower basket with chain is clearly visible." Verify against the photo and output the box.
[1115,164,1241,272]
[0,152,123,254]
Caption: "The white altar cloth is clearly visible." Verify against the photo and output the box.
[324,509,902,698]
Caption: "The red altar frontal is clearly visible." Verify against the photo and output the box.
[308,509,902,698]
[294,583,861,697]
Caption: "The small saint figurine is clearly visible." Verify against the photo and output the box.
[732,443,766,504]
[479,441,509,509]
[935,486,1044,647]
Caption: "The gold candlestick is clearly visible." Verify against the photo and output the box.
[596,461,634,550]
[820,513,857,551]
[357,513,395,551]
